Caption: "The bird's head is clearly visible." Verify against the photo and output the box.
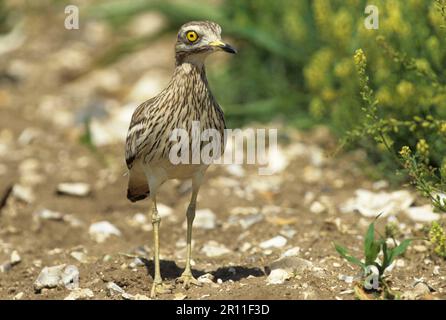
[175,20,236,66]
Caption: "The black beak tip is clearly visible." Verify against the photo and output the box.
[223,44,237,54]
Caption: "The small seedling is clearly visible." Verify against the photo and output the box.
[334,215,412,299]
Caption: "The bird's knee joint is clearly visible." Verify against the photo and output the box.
[186,205,196,220]
[152,212,161,224]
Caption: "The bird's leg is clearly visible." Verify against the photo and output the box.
[150,197,172,298]
[176,181,202,289]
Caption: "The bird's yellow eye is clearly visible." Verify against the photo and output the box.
[186,31,198,43]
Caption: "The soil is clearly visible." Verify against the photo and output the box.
[0,3,445,300]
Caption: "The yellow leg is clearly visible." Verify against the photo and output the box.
[150,197,172,297]
[176,181,202,289]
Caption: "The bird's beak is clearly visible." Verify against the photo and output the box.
[209,40,237,54]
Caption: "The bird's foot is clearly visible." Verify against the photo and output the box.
[176,273,202,289]
[150,280,173,298]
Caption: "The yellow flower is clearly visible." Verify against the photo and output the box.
[399,146,411,158]
[416,139,429,159]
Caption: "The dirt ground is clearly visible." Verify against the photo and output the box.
[0,4,445,300]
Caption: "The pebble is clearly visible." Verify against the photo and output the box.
[35,208,64,221]
[201,241,231,257]
[64,288,94,300]
[267,269,292,285]
[13,292,24,300]
[341,189,413,217]
[174,293,187,300]
[433,266,440,275]
[405,205,440,222]
[259,236,287,249]
[10,250,21,265]
[34,264,79,292]
[70,251,88,263]
[192,209,216,230]
[107,282,125,295]
[57,182,91,197]
[157,203,173,218]
[198,273,215,284]
[12,184,35,203]
[89,221,122,243]
[122,292,150,300]
[281,247,301,258]
[280,227,297,239]
[310,201,326,214]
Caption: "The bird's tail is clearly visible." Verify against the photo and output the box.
[127,165,150,202]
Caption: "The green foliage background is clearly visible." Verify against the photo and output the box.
[88,0,446,182]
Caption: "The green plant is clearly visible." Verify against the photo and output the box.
[349,44,446,212]
[429,221,446,258]
[334,217,412,288]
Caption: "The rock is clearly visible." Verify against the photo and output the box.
[228,213,263,229]
[129,257,145,269]
[310,201,326,214]
[201,241,231,257]
[405,205,440,222]
[10,250,21,265]
[90,103,135,146]
[174,293,187,300]
[57,183,91,197]
[198,273,215,284]
[64,288,94,300]
[341,189,414,217]
[230,207,258,215]
[259,236,287,249]
[0,262,12,272]
[122,292,150,300]
[89,221,121,243]
[13,292,24,300]
[192,209,216,230]
[270,256,313,272]
[107,282,125,295]
[128,71,166,102]
[34,264,79,292]
[70,251,88,263]
[403,282,432,300]
[433,266,440,275]
[157,203,173,218]
[267,269,292,285]
[281,247,301,258]
[279,227,297,239]
[35,208,64,221]
[12,184,34,203]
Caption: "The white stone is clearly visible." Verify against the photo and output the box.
[259,236,287,249]
[198,273,215,284]
[89,221,121,243]
[57,183,91,197]
[267,269,292,285]
[281,247,301,258]
[192,209,216,230]
[201,241,231,257]
[107,282,125,295]
[34,264,79,291]
[10,250,21,265]
[341,189,414,217]
[12,184,35,203]
[64,288,94,300]
[405,205,440,222]
[310,201,326,214]
[157,203,173,218]
[35,208,64,221]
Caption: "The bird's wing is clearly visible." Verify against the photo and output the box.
[125,98,156,170]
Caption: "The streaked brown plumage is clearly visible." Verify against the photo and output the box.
[124,21,236,297]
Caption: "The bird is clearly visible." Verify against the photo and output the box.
[125,20,236,297]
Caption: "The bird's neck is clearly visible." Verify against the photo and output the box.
[171,61,209,89]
